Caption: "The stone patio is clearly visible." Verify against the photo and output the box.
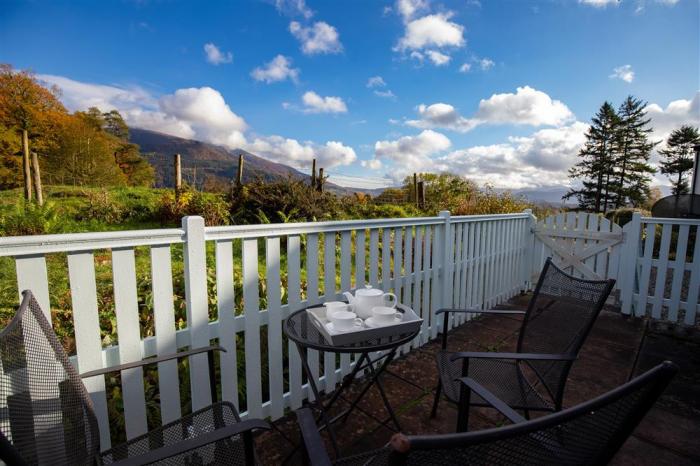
[255,295,700,465]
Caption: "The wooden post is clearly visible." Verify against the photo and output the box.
[318,167,324,192]
[237,153,244,187]
[30,151,43,206]
[21,129,32,201]
[417,181,425,209]
[311,159,317,188]
[413,173,418,207]
[174,154,182,199]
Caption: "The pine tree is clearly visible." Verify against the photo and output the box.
[565,102,620,212]
[614,96,657,207]
[659,125,700,196]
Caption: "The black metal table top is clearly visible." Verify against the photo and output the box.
[284,306,420,353]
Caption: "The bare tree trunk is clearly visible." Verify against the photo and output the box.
[21,129,32,201]
[31,151,43,206]
[236,153,244,187]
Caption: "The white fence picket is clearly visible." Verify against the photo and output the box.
[684,225,700,325]
[242,238,262,417]
[339,231,352,375]
[66,251,111,449]
[215,240,239,410]
[305,233,320,399]
[266,237,284,419]
[287,235,303,409]
[151,244,182,424]
[651,224,673,319]
[111,247,148,439]
[323,232,337,392]
[15,255,51,322]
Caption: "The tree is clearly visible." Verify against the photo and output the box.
[614,96,657,207]
[402,172,478,213]
[103,110,129,140]
[0,64,65,199]
[659,125,700,196]
[565,102,620,212]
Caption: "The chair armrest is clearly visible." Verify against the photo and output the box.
[457,377,526,424]
[296,408,333,466]
[449,352,576,363]
[435,308,525,316]
[80,345,226,378]
[108,418,270,466]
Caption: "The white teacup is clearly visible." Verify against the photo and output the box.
[330,310,363,331]
[372,306,403,325]
[325,301,351,319]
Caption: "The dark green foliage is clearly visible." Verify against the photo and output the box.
[659,125,700,196]
[0,199,60,235]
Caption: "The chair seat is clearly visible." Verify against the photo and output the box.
[436,351,553,411]
[100,402,250,466]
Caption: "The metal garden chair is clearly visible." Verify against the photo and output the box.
[0,290,269,466]
[432,258,616,431]
[296,361,677,465]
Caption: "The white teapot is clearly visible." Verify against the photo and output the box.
[343,285,397,320]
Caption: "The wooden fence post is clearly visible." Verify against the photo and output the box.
[174,154,182,200]
[311,158,317,188]
[30,151,43,206]
[318,167,324,192]
[620,212,642,316]
[236,153,244,187]
[413,173,418,207]
[181,216,213,409]
[21,129,32,201]
[417,181,425,208]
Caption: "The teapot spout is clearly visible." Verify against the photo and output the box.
[342,291,355,304]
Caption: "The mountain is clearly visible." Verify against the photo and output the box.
[130,128,306,189]
[129,128,377,195]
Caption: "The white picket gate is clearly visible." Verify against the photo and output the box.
[0,211,533,448]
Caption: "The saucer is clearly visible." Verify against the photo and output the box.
[325,322,364,334]
[365,317,402,328]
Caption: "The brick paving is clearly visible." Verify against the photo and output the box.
[255,295,700,465]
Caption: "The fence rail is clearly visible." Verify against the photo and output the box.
[1,209,698,449]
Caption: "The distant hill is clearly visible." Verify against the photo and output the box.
[130,128,376,195]
[130,128,306,188]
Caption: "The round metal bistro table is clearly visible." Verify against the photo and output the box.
[284,306,420,456]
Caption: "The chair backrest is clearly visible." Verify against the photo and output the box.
[0,291,100,465]
[516,258,615,406]
[389,361,677,465]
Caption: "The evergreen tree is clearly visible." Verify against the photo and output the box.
[565,102,620,212]
[614,96,657,207]
[659,125,700,196]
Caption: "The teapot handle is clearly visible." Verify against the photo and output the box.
[383,293,397,308]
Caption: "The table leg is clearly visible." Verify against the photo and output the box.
[297,344,340,456]
[340,348,400,430]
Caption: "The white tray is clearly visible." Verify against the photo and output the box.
[306,303,422,346]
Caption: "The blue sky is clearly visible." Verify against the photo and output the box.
[1,0,698,192]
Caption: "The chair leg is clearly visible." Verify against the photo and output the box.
[430,381,442,418]
[522,408,531,420]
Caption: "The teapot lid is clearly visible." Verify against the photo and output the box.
[356,285,383,297]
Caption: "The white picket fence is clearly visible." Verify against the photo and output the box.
[0,211,533,448]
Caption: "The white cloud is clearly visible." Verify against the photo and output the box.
[579,0,619,7]
[476,86,575,126]
[426,50,451,66]
[251,55,300,83]
[644,92,700,143]
[367,76,386,88]
[298,91,348,113]
[655,0,679,4]
[405,86,575,133]
[610,64,635,83]
[246,136,356,169]
[39,74,358,170]
[203,43,232,65]
[289,21,343,55]
[407,103,479,132]
[479,57,495,70]
[361,159,383,169]
[396,12,465,51]
[374,89,397,99]
[396,0,429,21]
[374,129,451,178]
[274,0,313,19]
[459,63,471,73]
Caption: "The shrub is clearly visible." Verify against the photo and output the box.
[0,199,61,236]
[78,189,125,223]
[605,207,649,226]
[158,186,231,226]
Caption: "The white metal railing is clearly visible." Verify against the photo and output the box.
[0,210,532,447]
